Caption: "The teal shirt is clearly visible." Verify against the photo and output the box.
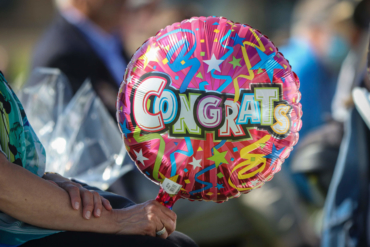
[0,73,60,246]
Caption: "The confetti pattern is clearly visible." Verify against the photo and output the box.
[117,16,302,209]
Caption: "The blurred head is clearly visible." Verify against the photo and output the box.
[56,0,126,32]
[291,0,354,70]
[120,0,201,55]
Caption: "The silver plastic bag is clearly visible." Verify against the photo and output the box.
[18,68,133,190]
[18,68,73,146]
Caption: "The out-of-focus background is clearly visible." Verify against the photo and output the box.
[0,0,298,84]
[1,0,370,247]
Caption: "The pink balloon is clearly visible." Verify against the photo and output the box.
[117,16,302,209]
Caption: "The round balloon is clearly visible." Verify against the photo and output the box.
[117,16,302,209]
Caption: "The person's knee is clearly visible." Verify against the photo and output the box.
[167,231,198,247]
[136,233,198,247]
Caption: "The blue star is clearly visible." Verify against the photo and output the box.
[215,183,224,190]
[251,48,284,83]
[231,33,245,47]
[120,120,131,138]
[263,144,285,166]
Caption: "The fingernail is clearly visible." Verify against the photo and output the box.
[85,211,91,219]
[96,209,101,217]
[74,202,79,209]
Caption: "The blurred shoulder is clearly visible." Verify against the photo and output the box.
[31,14,92,69]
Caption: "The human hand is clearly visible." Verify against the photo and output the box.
[113,200,177,239]
[43,173,112,219]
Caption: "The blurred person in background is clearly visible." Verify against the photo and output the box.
[320,0,370,246]
[288,0,370,243]
[290,0,369,202]
[274,1,357,241]
[28,0,203,205]
[279,0,354,205]
[280,0,352,141]
[30,0,158,200]
[31,0,129,118]
[321,42,369,247]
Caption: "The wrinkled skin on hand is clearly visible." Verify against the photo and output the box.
[113,200,177,239]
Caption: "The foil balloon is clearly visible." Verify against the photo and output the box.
[117,16,302,209]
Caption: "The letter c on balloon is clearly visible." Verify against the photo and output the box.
[133,75,166,132]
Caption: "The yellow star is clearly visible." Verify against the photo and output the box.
[139,45,159,69]
[207,148,228,168]
[159,172,179,183]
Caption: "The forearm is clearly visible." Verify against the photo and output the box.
[0,155,118,233]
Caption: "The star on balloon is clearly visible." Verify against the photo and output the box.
[189,157,202,169]
[120,120,131,138]
[251,48,284,83]
[250,179,260,187]
[134,149,149,166]
[139,45,159,69]
[159,172,179,183]
[263,144,285,166]
[215,183,224,190]
[203,54,224,73]
[127,74,134,84]
[208,148,228,167]
[229,56,242,69]
[227,22,237,29]
[231,33,245,47]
